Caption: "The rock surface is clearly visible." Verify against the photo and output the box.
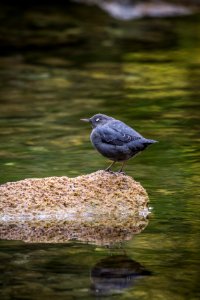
[0,171,149,244]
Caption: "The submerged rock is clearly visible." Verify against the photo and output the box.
[0,171,149,244]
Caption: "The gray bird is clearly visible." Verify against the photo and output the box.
[81,113,157,173]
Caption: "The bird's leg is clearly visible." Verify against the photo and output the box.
[118,161,126,174]
[105,161,115,172]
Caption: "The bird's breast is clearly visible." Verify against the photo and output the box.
[90,129,132,161]
[90,129,102,146]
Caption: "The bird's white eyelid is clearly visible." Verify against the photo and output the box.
[96,118,100,122]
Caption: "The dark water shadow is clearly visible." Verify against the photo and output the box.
[91,254,151,296]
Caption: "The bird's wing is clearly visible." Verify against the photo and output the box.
[98,120,143,146]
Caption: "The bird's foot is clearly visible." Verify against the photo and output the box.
[105,168,115,174]
[117,170,126,175]
[105,161,116,173]
[105,167,111,172]
[117,162,126,175]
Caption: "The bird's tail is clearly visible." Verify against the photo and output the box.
[143,138,158,145]
[145,139,158,144]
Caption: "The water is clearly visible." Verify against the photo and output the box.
[0,3,200,299]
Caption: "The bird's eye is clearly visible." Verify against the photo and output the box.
[95,118,100,122]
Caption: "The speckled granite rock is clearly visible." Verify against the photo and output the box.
[0,171,150,244]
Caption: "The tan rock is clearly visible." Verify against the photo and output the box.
[0,171,150,245]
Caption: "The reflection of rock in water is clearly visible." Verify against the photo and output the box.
[74,0,193,20]
[91,255,151,295]
[0,216,149,245]
[0,171,150,245]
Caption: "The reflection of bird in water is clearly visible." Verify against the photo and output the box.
[90,255,151,296]
[81,114,157,173]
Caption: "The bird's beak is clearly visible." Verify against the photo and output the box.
[80,118,90,122]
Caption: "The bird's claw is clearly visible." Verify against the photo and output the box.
[117,170,126,175]
[105,168,126,175]
[105,169,115,174]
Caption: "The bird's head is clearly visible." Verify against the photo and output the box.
[81,113,114,128]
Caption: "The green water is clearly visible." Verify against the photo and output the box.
[0,3,200,300]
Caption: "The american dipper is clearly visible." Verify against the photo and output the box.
[81,113,157,173]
